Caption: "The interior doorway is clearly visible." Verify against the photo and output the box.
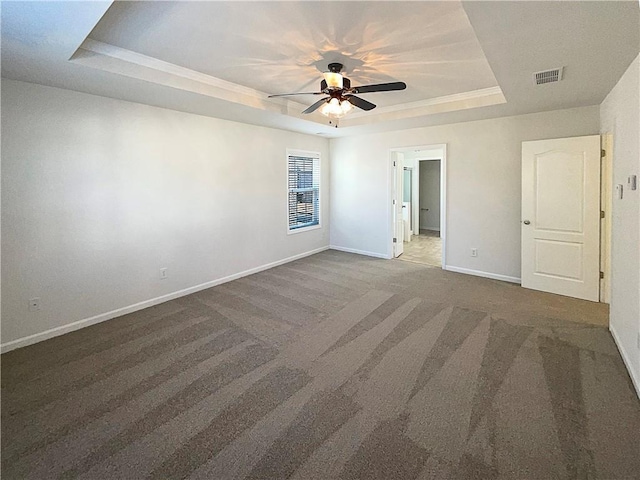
[413,159,442,266]
[390,144,446,267]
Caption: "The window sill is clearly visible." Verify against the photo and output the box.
[287,224,322,235]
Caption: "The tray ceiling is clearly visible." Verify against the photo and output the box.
[89,1,499,108]
[1,1,638,137]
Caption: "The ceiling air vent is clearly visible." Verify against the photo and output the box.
[534,67,564,85]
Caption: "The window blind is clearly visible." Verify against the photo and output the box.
[288,154,320,231]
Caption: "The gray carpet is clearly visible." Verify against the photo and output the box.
[2,250,639,479]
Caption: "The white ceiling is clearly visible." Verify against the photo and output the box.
[89,1,499,106]
[2,1,638,138]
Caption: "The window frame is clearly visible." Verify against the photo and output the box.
[286,149,321,235]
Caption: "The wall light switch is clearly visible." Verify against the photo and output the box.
[160,268,168,280]
[615,184,623,199]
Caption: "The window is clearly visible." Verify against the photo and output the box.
[287,150,320,232]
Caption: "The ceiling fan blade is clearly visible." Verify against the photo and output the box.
[346,95,376,111]
[268,92,323,98]
[302,98,329,114]
[350,81,407,94]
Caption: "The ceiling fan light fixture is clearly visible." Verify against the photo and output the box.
[320,97,348,118]
[323,71,343,89]
[320,97,354,118]
[340,99,353,113]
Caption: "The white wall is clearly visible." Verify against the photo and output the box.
[1,79,330,350]
[600,55,640,394]
[419,160,441,231]
[330,106,600,281]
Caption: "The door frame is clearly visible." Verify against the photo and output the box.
[388,143,447,266]
[392,151,405,257]
[600,133,613,303]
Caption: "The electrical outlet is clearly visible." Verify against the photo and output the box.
[160,268,168,280]
[28,297,41,311]
[471,248,478,257]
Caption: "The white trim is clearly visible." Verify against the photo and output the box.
[403,165,414,237]
[439,147,447,268]
[599,133,613,304]
[388,152,396,258]
[444,265,521,284]
[0,246,329,353]
[609,324,640,400]
[287,149,321,235]
[342,87,506,127]
[72,40,505,129]
[412,162,420,237]
[329,245,391,259]
[348,86,504,118]
[71,39,318,125]
[389,144,447,268]
[76,39,307,110]
[286,148,321,159]
[287,224,321,235]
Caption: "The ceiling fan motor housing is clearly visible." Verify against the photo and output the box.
[321,77,350,94]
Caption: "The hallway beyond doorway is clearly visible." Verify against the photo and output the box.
[397,230,442,266]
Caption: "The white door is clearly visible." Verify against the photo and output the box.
[393,152,404,257]
[403,167,413,237]
[521,135,601,301]
[402,202,411,241]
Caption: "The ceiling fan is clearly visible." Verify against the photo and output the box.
[268,63,406,119]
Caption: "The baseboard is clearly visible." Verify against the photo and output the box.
[444,265,521,284]
[609,324,640,400]
[1,246,330,353]
[329,245,391,259]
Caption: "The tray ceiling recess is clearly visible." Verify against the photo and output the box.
[3,1,637,136]
[72,1,505,130]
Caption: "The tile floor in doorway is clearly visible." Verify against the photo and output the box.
[398,230,442,267]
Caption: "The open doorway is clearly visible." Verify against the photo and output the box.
[413,159,442,266]
[390,144,446,267]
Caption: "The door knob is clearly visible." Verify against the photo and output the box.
[523,220,531,225]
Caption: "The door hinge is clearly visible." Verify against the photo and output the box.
[601,149,606,158]
[600,271,604,279]
[600,210,605,219]
[393,161,396,167]
[393,238,397,243]
[393,199,396,205]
